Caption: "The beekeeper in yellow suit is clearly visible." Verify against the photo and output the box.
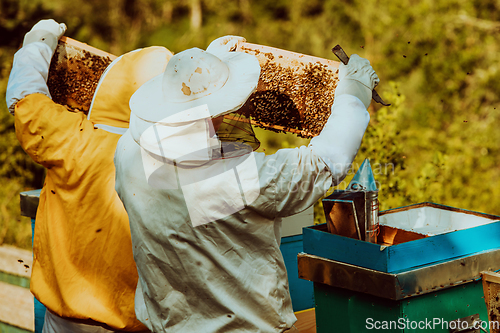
[6,19,172,332]
[114,37,379,332]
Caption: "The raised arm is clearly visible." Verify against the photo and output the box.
[309,54,379,185]
[6,19,66,114]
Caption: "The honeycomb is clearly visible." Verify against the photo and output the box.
[47,38,114,115]
[237,43,340,138]
[46,39,340,134]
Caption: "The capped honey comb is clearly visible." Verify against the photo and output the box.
[236,42,340,138]
[47,37,116,115]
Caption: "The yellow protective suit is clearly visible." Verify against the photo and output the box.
[14,46,172,331]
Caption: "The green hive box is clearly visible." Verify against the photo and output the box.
[299,201,500,332]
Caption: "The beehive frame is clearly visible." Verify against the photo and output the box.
[236,42,340,138]
[47,38,341,137]
[47,37,117,114]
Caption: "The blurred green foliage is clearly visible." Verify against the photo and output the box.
[1,0,500,248]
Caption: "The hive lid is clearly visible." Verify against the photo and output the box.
[20,189,41,219]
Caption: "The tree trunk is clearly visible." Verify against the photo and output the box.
[190,0,202,30]
[162,1,174,24]
[239,0,253,24]
[108,0,124,54]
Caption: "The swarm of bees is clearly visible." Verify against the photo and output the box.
[238,45,339,138]
[47,41,113,115]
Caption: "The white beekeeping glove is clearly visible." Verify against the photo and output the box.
[23,19,67,52]
[309,55,378,184]
[334,54,379,109]
[6,19,67,114]
[206,35,246,58]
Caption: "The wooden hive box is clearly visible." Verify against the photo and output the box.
[299,203,500,332]
[304,202,500,273]
[481,271,500,333]
[235,42,340,138]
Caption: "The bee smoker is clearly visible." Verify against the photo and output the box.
[322,159,379,243]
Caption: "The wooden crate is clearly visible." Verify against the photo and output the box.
[481,271,500,333]
[0,245,34,332]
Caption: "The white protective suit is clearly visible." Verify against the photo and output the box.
[114,45,376,333]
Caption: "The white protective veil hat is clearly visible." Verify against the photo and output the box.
[129,46,260,167]
[129,47,260,123]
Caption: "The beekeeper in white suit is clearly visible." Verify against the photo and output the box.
[114,36,379,332]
